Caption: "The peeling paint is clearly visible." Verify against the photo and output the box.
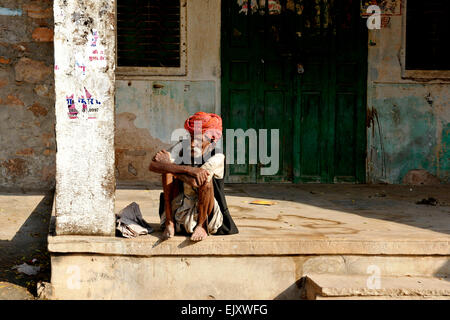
[115,80,216,184]
[115,112,170,184]
[367,85,449,183]
[367,10,450,184]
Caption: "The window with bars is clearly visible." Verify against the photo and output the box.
[117,0,185,71]
[406,0,450,71]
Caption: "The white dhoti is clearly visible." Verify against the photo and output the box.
[160,190,223,235]
[160,150,225,235]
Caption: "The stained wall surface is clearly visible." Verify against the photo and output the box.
[367,8,450,184]
[115,0,221,185]
[1,1,448,190]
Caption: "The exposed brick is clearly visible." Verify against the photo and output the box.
[23,4,53,19]
[402,169,441,185]
[0,95,25,106]
[0,79,7,88]
[9,95,24,105]
[0,57,11,64]
[11,43,28,52]
[0,42,29,53]
[16,148,34,156]
[41,132,53,147]
[15,58,52,83]
[32,28,54,42]
[41,165,55,182]
[43,149,54,156]
[1,158,27,177]
[34,84,49,97]
[28,102,48,117]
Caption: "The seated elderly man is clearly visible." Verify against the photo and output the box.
[149,112,238,241]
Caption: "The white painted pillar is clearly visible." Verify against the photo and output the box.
[53,0,116,236]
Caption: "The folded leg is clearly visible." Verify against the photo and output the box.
[162,173,179,239]
[191,180,215,241]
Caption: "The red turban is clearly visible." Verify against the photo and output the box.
[184,112,223,141]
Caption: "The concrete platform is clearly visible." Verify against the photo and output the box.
[49,184,450,256]
[47,185,450,299]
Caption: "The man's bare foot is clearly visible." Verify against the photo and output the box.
[163,221,175,239]
[190,225,208,241]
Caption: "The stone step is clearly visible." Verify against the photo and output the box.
[302,256,450,278]
[305,274,450,300]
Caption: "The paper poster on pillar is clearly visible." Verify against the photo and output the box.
[87,29,107,70]
[60,28,110,122]
[65,87,102,120]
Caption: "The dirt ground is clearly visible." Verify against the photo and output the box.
[0,192,53,299]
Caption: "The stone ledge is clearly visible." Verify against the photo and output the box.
[48,233,450,256]
[305,274,450,299]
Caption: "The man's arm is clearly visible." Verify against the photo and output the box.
[149,150,209,187]
[172,173,202,188]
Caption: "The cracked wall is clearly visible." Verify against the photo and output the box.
[367,10,450,184]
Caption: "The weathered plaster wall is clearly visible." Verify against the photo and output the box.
[0,0,56,191]
[115,0,221,185]
[367,10,450,184]
[54,0,116,236]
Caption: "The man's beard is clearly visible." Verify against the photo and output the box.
[190,146,203,158]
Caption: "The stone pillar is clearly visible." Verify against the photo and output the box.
[53,0,116,236]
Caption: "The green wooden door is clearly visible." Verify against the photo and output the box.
[222,0,367,183]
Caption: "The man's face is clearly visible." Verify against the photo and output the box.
[190,133,212,158]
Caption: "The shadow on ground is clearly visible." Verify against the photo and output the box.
[0,192,54,298]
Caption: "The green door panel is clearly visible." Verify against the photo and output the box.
[222,0,367,184]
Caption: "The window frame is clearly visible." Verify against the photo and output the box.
[115,0,187,78]
[401,0,450,80]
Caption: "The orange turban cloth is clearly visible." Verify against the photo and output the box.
[184,112,223,141]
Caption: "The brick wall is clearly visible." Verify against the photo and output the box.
[0,0,55,191]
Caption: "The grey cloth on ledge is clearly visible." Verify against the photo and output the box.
[116,202,154,238]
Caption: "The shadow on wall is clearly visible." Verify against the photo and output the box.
[274,278,307,300]
[435,262,450,283]
[0,192,54,296]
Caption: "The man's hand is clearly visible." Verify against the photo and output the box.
[153,150,171,163]
[186,167,210,187]
[176,174,201,188]
[149,150,210,186]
